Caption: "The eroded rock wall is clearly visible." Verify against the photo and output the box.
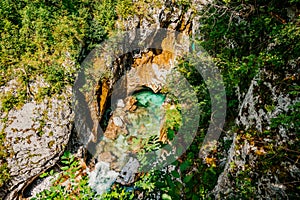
[74,0,194,155]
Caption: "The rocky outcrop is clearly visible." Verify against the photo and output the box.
[71,1,198,194]
[0,79,73,199]
[212,63,300,199]
[73,0,194,156]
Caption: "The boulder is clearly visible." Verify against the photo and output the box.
[0,79,73,199]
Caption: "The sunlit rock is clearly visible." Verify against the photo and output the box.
[0,84,73,199]
[88,162,119,195]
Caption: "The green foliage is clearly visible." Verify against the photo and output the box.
[227,99,300,198]
[34,151,97,200]
[234,169,256,198]
[135,135,164,170]
[0,127,10,188]
[36,150,137,200]
[133,154,218,199]
[0,162,10,188]
[198,0,300,118]
[0,119,9,188]
[1,92,20,112]
[177,59,211,122]
[164,104,182,133]
[0,0,117,111]
[116,0,135,19]
[88,0,116,48]
[254,102,299,198]
[271,102,300,133]
[132,0,163,17]
[101,185,134,200]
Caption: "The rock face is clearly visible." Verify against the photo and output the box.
[236,70,297,133]
[212,64,300,199]
[0,80,73,199]
[72,1,196,194]
[74,31,190,150]
[72,0,193,150]
[73,0,194,148]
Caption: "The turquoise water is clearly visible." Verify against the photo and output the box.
[134,90,166,108]
[126,91,166,138]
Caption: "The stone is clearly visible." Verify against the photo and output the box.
[98,152,116,163]
[116,157,140,185]
[88,162,119,195]
[0,82,73,200]
[104,120,121,140]
[117,99,125,108]
[124,96,138,112]
[113,117,123,127]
